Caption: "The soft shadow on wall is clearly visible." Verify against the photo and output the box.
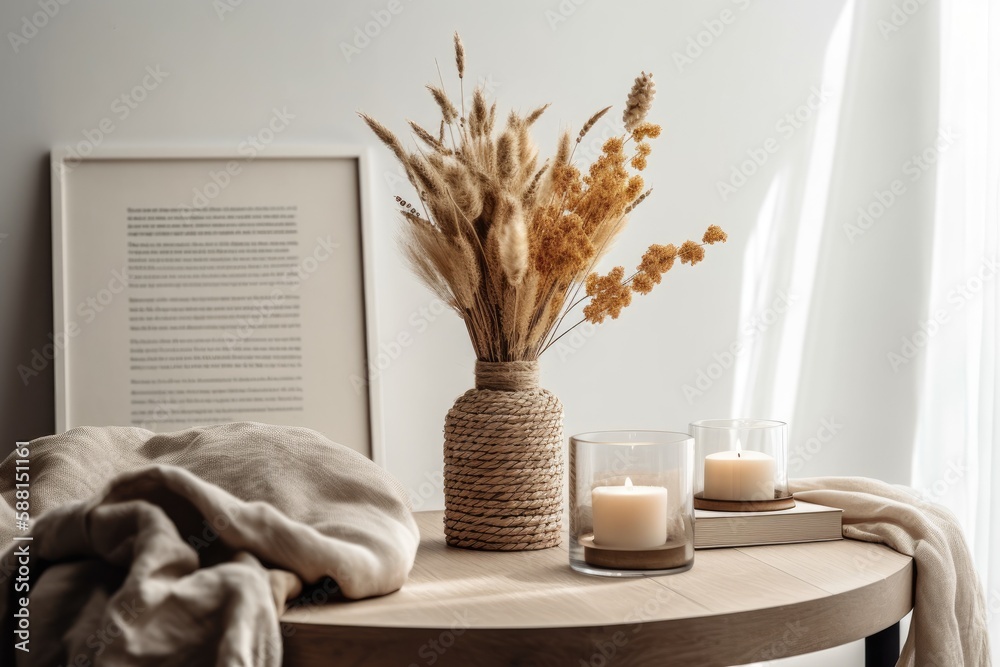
[2,156,54,456]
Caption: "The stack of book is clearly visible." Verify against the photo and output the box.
[694,500,843,549]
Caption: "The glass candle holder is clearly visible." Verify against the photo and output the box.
[689,419,791,511]
[569,431,694,577]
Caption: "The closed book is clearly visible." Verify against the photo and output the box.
[694,500,843,549]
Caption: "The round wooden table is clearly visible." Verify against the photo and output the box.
[281,511,913,666]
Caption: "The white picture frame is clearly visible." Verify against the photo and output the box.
[50,146,385,465]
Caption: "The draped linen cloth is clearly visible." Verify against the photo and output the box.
[792,477,991,667]
[0,422,419,666]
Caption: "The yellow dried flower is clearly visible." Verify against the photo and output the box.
[576,137,634,230]
[551,163,583,200]
[703,225,728,244]
[631,272,656,295]
[678,240,706,265]
[630,243,677,295]
[639,243,678,274]
[626,177,644,202]
[631,123,662,141]
[583,266,632,324]
[531,210,594,280]
[630,155,648,170]
[602,136,624,155]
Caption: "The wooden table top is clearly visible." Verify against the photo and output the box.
[281,510,913,667]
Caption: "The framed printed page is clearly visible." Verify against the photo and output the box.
[51,147,383,462]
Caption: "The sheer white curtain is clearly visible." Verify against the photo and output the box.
[913,0,1000,661]
[724,1,997,660]
[913,0,999,657]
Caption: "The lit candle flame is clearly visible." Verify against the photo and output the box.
[624,477,633,488]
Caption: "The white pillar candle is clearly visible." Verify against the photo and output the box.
[703,447,775,501]
[591,478,669,549]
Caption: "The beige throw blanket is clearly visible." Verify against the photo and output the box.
[0,422,420,667]
[791,477,991,667]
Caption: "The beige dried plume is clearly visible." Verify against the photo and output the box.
[496,131,517,180]
[358,112,406,162]
[578,106,612,143]
[453,31,465,79]
[525,104,550,125]
[623,71,655,133]
[495,196,529,286]
[427,85,459,124]
[408,120,446,152]
[469,87,487,136]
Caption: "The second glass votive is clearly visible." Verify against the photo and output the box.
[569,431,694,577]
[690,418,792,511]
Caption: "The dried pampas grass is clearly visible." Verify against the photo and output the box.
[359,35,726,361]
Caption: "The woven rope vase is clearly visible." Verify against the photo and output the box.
[443,360,564,551]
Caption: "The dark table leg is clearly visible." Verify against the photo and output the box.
[865,621,900,667]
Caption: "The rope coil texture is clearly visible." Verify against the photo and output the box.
[444,360,564,550]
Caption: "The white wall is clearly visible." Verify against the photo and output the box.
[0,1,939,663]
